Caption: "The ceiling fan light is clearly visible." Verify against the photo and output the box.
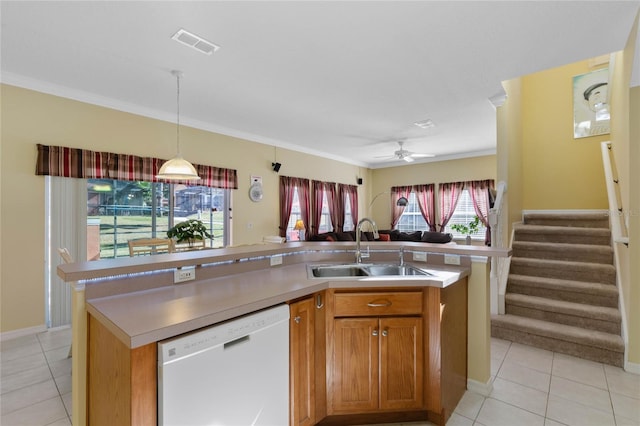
[157,156,201,180]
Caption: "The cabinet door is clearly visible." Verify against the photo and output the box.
[290,297,315,426]
[379,317,423,410]
[331,318,379,413]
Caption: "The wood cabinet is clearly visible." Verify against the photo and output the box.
[290,296,316,426]
[327,291,423,415]
[87,315,156,426]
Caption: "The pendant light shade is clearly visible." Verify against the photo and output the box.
[157,156,199,180]
[156,70,201,181]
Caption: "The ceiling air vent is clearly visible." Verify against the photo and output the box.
[171,29,220,55]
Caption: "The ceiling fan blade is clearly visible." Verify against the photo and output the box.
[403,156,415,163]
[410,153,435,158]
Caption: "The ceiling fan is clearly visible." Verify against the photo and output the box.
[376,141,435,163]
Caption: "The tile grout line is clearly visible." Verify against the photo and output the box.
[37,331,73,424]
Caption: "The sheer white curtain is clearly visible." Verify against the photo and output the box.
[45,176,87,328]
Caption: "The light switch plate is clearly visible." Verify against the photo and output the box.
[444,254,461,265]
[412,252,427,262]
[174,266,196,283]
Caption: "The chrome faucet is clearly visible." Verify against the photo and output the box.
[355,218,379,263]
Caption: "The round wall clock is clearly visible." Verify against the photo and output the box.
[249,182,263,202]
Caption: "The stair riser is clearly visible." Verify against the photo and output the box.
[523,218,609,229]
[507,283,619,308]
[510,264,616,285]
[505,305,621,334]
[514,233,611,245]
[491,325,623,367]
[512,247,613,264]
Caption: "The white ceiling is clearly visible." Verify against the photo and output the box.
[2,1,639,168]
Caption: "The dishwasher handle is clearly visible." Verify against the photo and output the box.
[223,335,250,350]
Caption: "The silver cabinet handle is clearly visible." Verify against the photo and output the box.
[382,329,388,337]
[294,316,301,324]
[367,299,392,308]
[372,329,379,336]
[316,294,324,309]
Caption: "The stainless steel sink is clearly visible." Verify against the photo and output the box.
[310,264,369,278]
[309,263,433,278]
[364,264,432,276]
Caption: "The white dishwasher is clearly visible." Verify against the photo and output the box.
[158,304,290,426]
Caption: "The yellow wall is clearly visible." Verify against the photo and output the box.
[521,61,609,210]
[611,13,639,366]
[369,156,497,230]
[628,85,640,365]
[0,84,367,332]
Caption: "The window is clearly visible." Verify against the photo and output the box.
[87,178,230,258]
[285,187,303,241]
[343,192,354,231]
[317,190,333,233]
[444,189,486,239]
[395,192,428,232]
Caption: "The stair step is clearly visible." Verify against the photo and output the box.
[507,274,619,307]
[491,314,624,367]
[514,224,611,245]
[510,257,616,285]
[512,241,613,264]
[523,212,610,229]
[505,293,621,334]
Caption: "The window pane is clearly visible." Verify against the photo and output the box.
[445,190,486,239]
[318,191,332,233]
[173,185,226,248]
[88,179,229,259]
[286,188,303,241]
[343,193,354,231]
[395,192,428,232]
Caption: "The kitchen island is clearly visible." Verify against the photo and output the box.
[58,241,510,426]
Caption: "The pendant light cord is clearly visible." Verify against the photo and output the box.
[175,71,181,157]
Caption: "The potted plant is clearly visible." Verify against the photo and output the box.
[450,216,480,245]
[167,219,213,248]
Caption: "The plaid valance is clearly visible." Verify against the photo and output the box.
[36,144,238,189]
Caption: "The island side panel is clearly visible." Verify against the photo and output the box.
[440,277,468,422]
[88,315,156,426]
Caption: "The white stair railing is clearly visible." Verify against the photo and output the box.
[488,181,508,315]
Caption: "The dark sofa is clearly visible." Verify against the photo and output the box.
[309,229,453,244]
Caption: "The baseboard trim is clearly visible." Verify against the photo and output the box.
[624,360,640,375]
[467,377,493,396]
[1,324,47,342]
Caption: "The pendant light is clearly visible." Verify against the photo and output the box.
[156,70,201,181]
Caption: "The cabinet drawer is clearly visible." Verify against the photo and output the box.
[334,292,422,316]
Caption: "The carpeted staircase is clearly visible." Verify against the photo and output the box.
[491,212,624,367]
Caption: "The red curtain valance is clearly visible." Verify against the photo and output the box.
[36,144,238,189]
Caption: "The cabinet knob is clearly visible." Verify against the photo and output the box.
[372,329,379,336]
[382,329,388,337]
[294,316,301,324]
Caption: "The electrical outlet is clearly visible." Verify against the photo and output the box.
[270,255,283,266]
[174,266,196,283]
[412,251,427,262]
[444,254,461,265]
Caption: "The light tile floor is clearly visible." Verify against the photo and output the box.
[1,329,639,426]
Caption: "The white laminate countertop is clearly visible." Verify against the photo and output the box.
[86,262,468,349]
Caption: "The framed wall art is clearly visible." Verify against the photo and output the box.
[573,68,610,139]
